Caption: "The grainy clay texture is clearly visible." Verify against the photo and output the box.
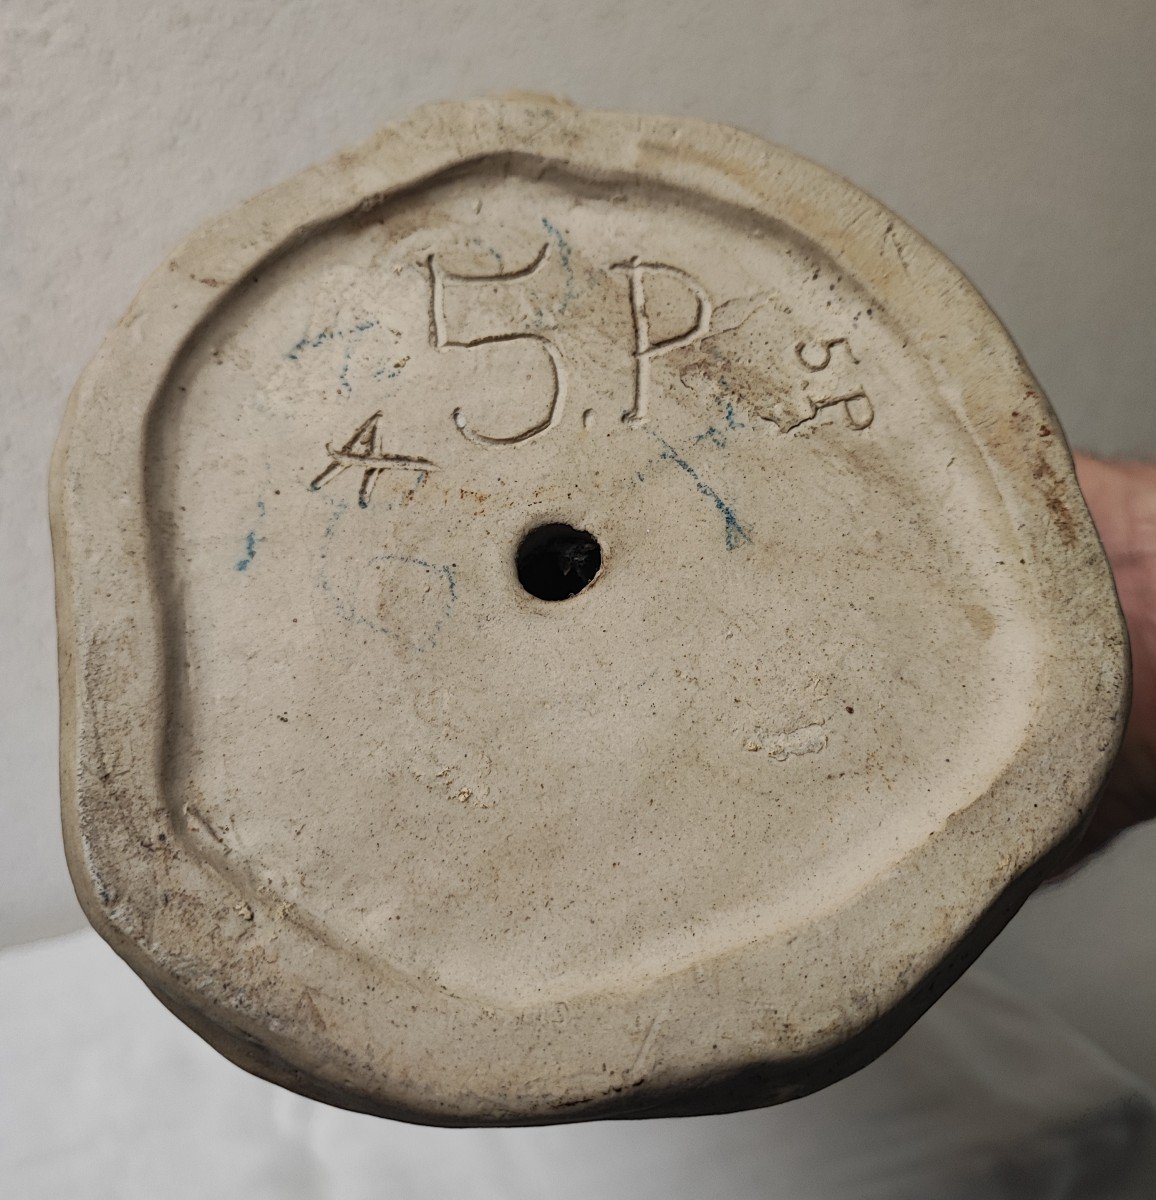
[51,95,1129,1125]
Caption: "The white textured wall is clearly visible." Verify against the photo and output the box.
[3,0,1155,1080]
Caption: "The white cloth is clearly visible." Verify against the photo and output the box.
[2,930,1154,1199]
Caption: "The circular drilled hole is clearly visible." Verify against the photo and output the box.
[516,523,602,601]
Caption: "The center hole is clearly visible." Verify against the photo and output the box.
[516,523,602,601]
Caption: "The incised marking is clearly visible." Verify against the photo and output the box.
[613,256,713,427]
[428,242,568,446]
[785,338,874,432]
[310,411,436,509]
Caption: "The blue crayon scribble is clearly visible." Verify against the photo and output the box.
[652,434,751,550]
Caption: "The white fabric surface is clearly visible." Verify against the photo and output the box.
[2,930,1154,1199]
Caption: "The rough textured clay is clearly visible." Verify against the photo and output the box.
[51,95,1129,1125]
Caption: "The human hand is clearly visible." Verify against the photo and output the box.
[1057,454,1156,873]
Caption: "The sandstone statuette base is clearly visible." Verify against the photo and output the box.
[51,95,1129,1125]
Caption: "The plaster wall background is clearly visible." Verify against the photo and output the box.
[2,0,1155,1083]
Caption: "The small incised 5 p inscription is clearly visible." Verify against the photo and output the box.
[789,338,874,432]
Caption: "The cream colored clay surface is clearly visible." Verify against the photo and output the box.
[52,96,1128,1124]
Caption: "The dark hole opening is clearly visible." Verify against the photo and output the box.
[516,523,602,601]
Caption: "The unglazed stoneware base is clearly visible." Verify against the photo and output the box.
[52,95,1128,1125]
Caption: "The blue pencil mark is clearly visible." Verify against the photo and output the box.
[286,319,378,361]
[316,500,456,649]
[235,531,259,571]
[235,498,267,571]
[541,217,577,313]
[693,400,748,449]
[332,555,457,649]
[651,434,752,551]
[479,241,504,270]
[287,317,403,399]
[321,496,348,539]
